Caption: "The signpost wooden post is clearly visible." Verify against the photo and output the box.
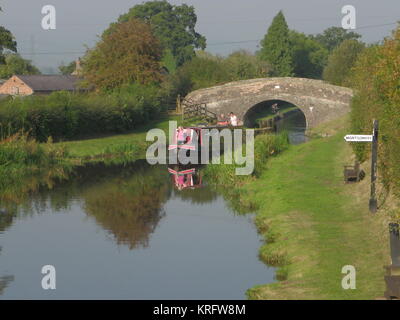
[369,120,379,213]
[344,119,379,213]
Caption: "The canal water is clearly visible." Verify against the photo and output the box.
[0,161,274,299]
[276,109,308,145]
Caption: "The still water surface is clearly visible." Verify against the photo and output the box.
[276,109,308,145]
[0,162,273,299]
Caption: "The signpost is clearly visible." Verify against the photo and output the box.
[369,120,379,213]
[344,120,379,213]
[344,135,373,142]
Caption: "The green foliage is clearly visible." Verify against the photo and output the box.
[0,132,69,192]
[253,132,290,176]
[202,132,289,214]
[0,132,66,167]
[108,0,206,67]
[349,26,400,196]
[59,61,76,75]
[259,11,294,77]
[0,53,40,78]
[224,50,270,81]
[204,132,290,181]
[162,50,270,100]
[0,84,166,142]
[83,18,163,90]
[178,53,229,90]
[0,25,17,64]
[161,49,177,74]
[312,27,361,52]
[323,39,365,86]
[289,31,328,79]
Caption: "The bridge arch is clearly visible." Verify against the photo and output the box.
[185,77,353,129]
[243,99,306,128]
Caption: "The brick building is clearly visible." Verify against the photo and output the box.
[0,75,81,96]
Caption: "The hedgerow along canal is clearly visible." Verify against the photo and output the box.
[0,113,306,299]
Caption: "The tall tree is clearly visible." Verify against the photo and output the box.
[0,8,17,65]
[105,0,206,67]
[312,27,361,52]
[83,18,163,90]
[289,31,328,79]
[224,50,270,81]
[259,11,293,77]
[0,53,40,78]
[323,39,365,86]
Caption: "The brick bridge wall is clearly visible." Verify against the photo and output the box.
[185,77,354,129]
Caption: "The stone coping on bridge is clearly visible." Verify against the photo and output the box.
[185,77,353,129]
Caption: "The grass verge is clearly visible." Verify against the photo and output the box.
[205,116,390,299]
[56,116,184,162]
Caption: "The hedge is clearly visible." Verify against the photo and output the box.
[0,84,167,142]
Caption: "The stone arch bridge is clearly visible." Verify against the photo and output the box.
[185,77,353,129]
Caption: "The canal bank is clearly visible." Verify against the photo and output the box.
[205,115,391,299]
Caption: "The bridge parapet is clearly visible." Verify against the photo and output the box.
[185,77,353,129]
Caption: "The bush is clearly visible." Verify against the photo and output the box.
[0,84,167,142]
[323,39,365,86]
[253,132,289,176]
[204,132,290,181]
[349,26,400,196]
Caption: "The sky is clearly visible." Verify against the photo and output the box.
[1,0,399,73]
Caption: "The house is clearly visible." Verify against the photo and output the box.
[0,74,82,96]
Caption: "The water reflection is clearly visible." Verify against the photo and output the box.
[168,166,203,190]
[168,165,218,205]
[383,223,400,300]
[0,275,14,296]
[0,160,274,299]
[0,161,171,250]
[84,163,169,249]
[0,247,14,295]
[276,109,308,145]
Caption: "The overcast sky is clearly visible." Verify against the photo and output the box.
[1,0,399,72]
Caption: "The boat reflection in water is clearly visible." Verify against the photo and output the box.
[382,223,400,300]
[168,165,203,191]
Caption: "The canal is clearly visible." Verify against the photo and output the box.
[0,161,274,299]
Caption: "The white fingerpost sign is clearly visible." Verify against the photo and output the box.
[344,134,373,142]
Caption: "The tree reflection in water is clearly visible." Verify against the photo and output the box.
[83,163,170,249]
[0,275,14,296]
[0,161,171,250]
[0,247,14,296]
[0,160,236,253]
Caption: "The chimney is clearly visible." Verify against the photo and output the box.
[71,58,82,76]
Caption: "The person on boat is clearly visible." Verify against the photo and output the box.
[229,112,238,126]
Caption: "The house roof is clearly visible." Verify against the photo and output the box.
[15,75,80,92]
